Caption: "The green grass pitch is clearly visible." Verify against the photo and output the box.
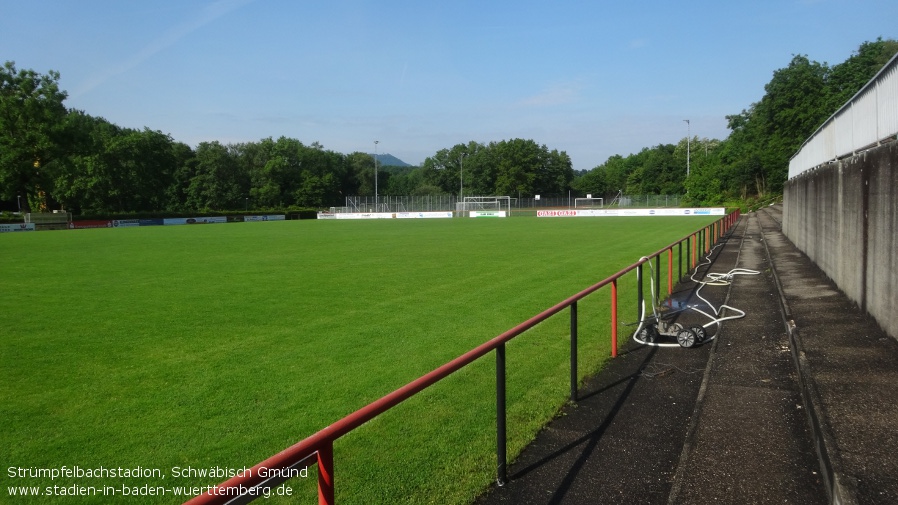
[0,216,717,504]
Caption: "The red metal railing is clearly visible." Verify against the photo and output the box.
[185,210,741,505]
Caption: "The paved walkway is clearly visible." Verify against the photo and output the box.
[475,206,898,504]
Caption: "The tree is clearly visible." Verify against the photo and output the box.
[0,62,68,211]
[293,143,344,207]
[187,141,248,210]
[492,139,540,196]
[826,38,898,111]
[165,141,197,211]
[52,111,121,213]
[420,147,459,194]
[344,151,375,197]
[54,122,177,213]
[571,164,607,196]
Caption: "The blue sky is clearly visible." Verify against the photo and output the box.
[3,0,896,170]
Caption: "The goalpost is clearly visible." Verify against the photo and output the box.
[574,197,604,209]
[455,196,512,217]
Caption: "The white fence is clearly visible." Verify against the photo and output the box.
[789,52,898,179]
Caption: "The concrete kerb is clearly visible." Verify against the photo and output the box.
[758,207,857,505]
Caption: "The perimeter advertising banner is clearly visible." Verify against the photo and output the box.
[0,223,35,233]
[244,215,286,222]
[328,212,454,219]
[163,217,228,225]
[469,211,507,218]
[334,213,394,219]
[537,208,725,217]
[396,212,453,219]
[69,220,113,229]
[112,219,141,227]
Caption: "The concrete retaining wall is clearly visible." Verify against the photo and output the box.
[784,140,898,339]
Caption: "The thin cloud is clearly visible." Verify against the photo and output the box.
[73,0,255,98]
[517,82,583,107]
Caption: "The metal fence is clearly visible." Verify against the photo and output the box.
[789,51,898,178]
[334,195,684,213]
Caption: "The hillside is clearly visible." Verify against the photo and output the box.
[371,153,412,168]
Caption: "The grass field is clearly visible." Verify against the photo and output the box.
[0,216,717,504]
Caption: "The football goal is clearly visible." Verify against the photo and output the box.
[574,197,604,209]
[455,196,512,216]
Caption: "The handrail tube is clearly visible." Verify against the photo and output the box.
[186,212,738,504]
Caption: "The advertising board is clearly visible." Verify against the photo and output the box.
[244,215,286,222]
[0,223,35,233]
[396,212,453,219]
[163,217,228,225]
[69,220,113,229]
[537,208,725,217]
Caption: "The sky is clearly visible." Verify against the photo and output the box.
[3,0,897,171]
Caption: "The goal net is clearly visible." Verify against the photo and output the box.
[574,197,604,209]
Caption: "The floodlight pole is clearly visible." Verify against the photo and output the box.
[374,140,379,212]
[460,152,466,202]
[683,119,690,177]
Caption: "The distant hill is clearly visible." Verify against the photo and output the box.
[371,153,412,168]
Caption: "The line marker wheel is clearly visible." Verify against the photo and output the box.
[676,329,697,348]
[690,326,706,343]
[638,325,658,344]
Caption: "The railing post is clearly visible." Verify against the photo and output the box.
[654,255,660,301]
[636,263,643,323]
[691,234,696,269]
[611,279,618,358]
[667,248,673,295]
[317,443,335,505]
[570,301,578,401]
[678,241,683,282]
[496,343,507,487]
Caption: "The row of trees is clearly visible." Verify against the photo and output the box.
[2,38,896,214]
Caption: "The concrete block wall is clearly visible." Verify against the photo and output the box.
[783,141,898,339]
